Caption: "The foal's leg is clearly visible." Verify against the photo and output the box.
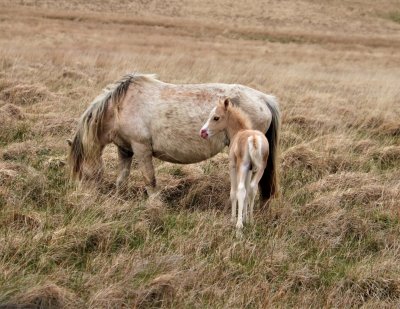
[132,142,156,195]
[116,146,133,194]
[243,170,252,223]
[236,165,248,230]
[230,164,238,224]
[248,166,266,224]
[247,175,257,224]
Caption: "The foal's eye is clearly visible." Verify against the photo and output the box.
[213,116,220,121]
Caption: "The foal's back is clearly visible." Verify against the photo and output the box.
[230,129,269,170]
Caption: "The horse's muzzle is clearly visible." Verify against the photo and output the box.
[200,129,208,139]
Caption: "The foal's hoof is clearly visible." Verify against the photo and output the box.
[235,228,244,239]
[236,222,243,230]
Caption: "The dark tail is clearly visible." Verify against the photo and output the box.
[259,95,280,204]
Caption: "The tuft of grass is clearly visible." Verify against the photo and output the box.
[0,122,30,146]
[0,83,52,106]
[388,11,400,23]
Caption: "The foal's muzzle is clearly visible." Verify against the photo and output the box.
[200,129,208,139]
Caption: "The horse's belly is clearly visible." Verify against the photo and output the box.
[152,133,226,164]
[152,149,217,164]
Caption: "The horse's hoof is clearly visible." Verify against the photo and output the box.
[230,217,236,224]
[236,222,243,230]
[147,190,161,203]
[146,186,161,197]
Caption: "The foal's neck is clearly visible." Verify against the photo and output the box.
[226,108,251,140]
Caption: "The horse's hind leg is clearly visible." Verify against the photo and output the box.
[116,146,133,194]
[132,142,156,195]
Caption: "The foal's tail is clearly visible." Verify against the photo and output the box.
[68,74,136,181]
[248,135,263,170]
[259,95,281,203]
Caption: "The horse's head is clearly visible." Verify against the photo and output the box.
[200,98,231,139]
[67,132,104,183]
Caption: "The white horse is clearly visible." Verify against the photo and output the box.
[68,73,280,203]
[200,98,270,229]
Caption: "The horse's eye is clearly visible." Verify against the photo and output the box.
[213,116,220,121]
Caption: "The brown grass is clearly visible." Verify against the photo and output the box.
[0,0,399,308]
[7,283,82,309]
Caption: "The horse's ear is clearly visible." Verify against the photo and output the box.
[67,139,72,147]
[223,98,231,110]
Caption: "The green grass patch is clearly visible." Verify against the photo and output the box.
[388,11,400,23]
[0,122,31,146]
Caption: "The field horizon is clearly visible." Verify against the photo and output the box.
[1,1,400,308]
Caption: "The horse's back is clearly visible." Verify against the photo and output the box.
[116,81,274,164]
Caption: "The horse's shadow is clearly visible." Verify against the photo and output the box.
[97,178,146,200]
[97,173,231,213]
[97,174,274,224]
[159,175,230,212]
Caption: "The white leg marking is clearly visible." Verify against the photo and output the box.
[243,170,252,223]
[248,180,257,224]
[230,166,237,224]
[247,165,266,224]
[236,165,248,230]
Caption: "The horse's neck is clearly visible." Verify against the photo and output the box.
[226,110,250,140]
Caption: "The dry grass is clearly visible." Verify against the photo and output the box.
[0,0,400,308]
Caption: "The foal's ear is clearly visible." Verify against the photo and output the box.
[67,139,72,147]
[223,98,231,110]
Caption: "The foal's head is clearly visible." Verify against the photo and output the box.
[200,98,231,139]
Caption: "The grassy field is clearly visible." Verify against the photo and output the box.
[1,0,400,308]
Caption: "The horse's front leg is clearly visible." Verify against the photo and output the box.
[132,142,156,196]
[116,146,133,194]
